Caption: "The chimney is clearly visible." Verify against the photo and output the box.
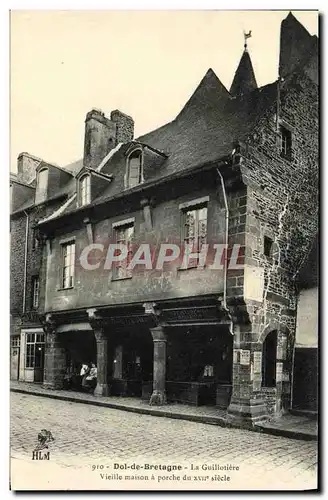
[17,152,42,184]
[110,110,134,144]
[84,108,134,169]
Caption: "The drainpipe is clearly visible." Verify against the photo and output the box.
[22,210,29,314]
[216,167,233,334]
[276,76,282,135]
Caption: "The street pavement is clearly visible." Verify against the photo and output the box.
[10,392,318,491]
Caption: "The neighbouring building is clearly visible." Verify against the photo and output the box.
[10,153,83,382]
[10,12,318,425]
[292,233,318,412]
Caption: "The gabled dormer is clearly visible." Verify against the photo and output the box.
[35,161,74,205]
[124,141,167,189]
[75,166,113,208]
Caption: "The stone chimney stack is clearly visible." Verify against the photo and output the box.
[84,108,134,169]
[110,110,134,144]
[17,152,42,185]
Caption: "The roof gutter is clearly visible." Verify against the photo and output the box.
[38,155,232,229]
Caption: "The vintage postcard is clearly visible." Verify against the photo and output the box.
[10,9,319,491]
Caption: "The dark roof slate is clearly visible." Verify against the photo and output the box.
[230,49,258,96]
[58,73,278,213]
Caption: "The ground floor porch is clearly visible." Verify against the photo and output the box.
[36,297,299,424]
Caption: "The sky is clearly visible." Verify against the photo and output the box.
[10,10,318,172]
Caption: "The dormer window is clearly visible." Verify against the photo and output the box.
[79,174,91,206]
[127,150,143,189]
[35,168,48,204]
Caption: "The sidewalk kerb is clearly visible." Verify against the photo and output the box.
[10,386,317,442]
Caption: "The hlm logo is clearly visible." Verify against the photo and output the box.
[32,450,50,461]
[32,429,54,460]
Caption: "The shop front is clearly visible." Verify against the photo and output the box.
[19,328,45,383]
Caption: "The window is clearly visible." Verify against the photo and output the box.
[113,223,134,280]
[264,236,273,257]
[80,174,91,206]
[32,276,40,309]
[182,204,208,266]
[35,168,48,204]
[127,150,143,188]
[280,126,292,159]
[25,332,45,369]
[61,241,75,288]
[32,228,39,250]
[11,336,20,347]
[262,330,277,387]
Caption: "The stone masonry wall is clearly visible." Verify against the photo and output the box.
[241,70,318,341]
[10,199,66,335]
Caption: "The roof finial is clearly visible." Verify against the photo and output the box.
[244,30,252,51]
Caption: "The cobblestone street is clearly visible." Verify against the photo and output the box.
[10,392,318,491]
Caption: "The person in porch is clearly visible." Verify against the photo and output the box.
[81,362,97,393]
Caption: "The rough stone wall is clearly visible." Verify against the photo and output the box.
[227,70,318,417]
[232,71,318,326]
[10,199,66,335]
[17,153,40,185]
[111,110,134,144]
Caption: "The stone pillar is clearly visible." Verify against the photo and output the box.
[87,308,111,397]
[43,331,66,390]
[227,326,268,425]
[149,326,167,406]
[93,328,110,397]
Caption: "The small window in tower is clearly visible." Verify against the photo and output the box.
[264,236,273,258]
[127,150,143,189]
[280,126,292,159]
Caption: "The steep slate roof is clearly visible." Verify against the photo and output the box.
[230,49,258,96]
[11,159,81,214]
[279,12,318,80]
[14,12,316,224]
[36,68,277,222]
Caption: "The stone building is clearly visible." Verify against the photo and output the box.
[10,12,318,424]
[292,233,318,412]
[10,153,83,382]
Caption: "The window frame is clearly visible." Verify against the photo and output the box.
[32,228,39,251]
[279,125,292,160]
[112,222,135,280]
[126,149,143,189]
[60,241,76,289]
[11,336,20,347]
[31,275,40,309]
[25,332,45,369]
[180,202,208,268]
[79,174,91,207]
[35,168,49,204]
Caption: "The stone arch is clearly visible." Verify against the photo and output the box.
[259,322,290,344]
